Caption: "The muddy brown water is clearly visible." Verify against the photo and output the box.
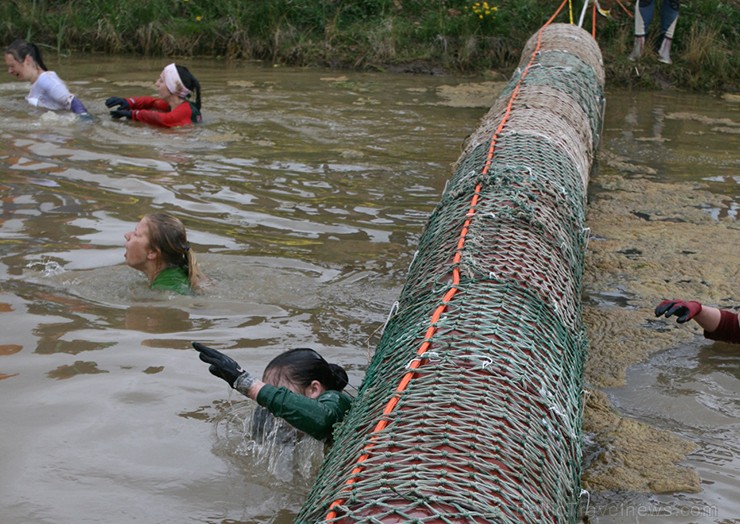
[0,56,737,523]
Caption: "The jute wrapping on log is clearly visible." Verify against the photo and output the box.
[297,23,605,523]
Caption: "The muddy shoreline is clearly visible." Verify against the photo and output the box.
[581,142,737,496]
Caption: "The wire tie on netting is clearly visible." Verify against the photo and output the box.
[581,388,592,414]
[479,356,494,370]
[582,226,591,250]
[580,489,591,514]
[406,351,440,369]
[381,301,399,335]
[549,403,566,419]
[550,64,575,74]
[515,165,533,178]
[539,384,551,399]
[407,250,418,274]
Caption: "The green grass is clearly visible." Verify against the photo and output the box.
[2,0,738,91]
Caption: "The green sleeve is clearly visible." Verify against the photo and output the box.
[256,385,352,441]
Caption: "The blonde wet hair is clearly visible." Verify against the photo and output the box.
[145,213,203,291]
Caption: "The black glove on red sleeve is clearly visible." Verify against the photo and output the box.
[655,299,702,324]
[110,109,132,120]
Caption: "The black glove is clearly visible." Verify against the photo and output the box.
[105,97,130,110]
[655,299,703,324]
[193,342,255,392]
[110,109,132,120]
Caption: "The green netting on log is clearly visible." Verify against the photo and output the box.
[299,283,588,523]
[400,193,587,330]
[518,26,605,87]
[297,23,604,524]
[451,139,587,224]
[446,141,589,254]
[501,53,605,154]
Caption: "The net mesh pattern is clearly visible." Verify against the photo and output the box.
[297,23,605,524]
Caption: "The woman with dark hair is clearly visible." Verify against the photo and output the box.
[124,213,204,294]
[3,39,90,115]
[193,343,352,442]
[105,63,202,128]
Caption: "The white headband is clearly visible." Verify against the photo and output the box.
[162,63,191,99]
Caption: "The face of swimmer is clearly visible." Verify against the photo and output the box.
[4,53,37,83]
[155,69,171,99]
[124,216,158,271]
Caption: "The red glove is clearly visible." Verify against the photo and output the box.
[655,299,703,324]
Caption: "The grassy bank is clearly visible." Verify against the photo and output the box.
[2,0,738,91]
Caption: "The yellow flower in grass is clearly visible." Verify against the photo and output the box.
[471,0,498,19]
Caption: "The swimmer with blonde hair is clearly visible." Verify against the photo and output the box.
[124,213,203,294]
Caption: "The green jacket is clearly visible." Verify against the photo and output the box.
[151,266,191,295]
[256,384,352,441]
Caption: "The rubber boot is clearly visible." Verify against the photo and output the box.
[628,36,645,61]
[657,37,673,64]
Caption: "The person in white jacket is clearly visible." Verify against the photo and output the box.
[4,39,89,116]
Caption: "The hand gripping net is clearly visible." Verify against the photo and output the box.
[298,23,605,524]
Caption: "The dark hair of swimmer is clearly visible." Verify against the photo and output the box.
[5,39,48,71]
[175,64,201,110]
[263,348,349,393]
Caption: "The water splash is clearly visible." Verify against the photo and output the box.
[214,403,325,485]
[25,260,66,277]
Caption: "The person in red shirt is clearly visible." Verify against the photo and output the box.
[655,299,740,345]
[105,63,202,128]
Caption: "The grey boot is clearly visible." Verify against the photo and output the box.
[657,37,673,64]
[628,36,645,61]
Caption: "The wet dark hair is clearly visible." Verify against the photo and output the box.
[175,64,201,110]
[145,213,203,291]
[4,39,48,71]
[263,348,348,393]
